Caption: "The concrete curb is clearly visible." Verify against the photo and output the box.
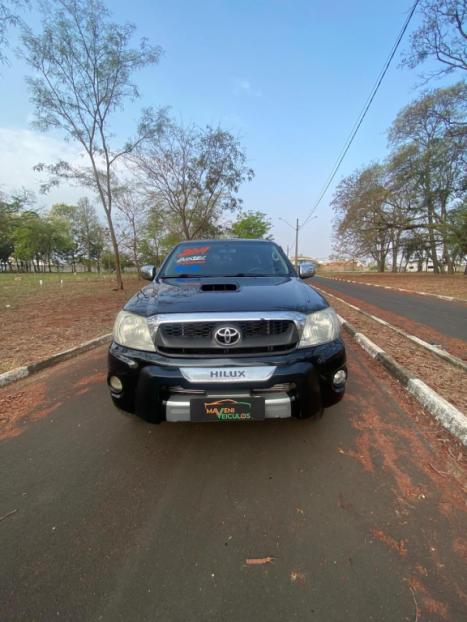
[337,314,467,446]
[318,275,466,304]
[0,334,112,389]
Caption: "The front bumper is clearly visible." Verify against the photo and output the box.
[107,339,347,423]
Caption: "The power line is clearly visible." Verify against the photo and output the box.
[301,0,420,227]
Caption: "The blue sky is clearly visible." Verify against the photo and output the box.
[0,0,452,258]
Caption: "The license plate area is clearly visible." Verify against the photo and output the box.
[190,396,265,422]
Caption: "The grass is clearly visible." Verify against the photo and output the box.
[0,272,134,311]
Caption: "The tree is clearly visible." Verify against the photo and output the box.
[12,210,73,271]
[385,145,428,271]
[114,186,148,276]
[444,202,467,266]
[230,210,272,239]
[138,200,176,267]
[76,198,104,271]
[332,83,467,273]
[332,164,393,272]
[389,82,467,272]
[0,193,18,267]
[22,0,166,289]
[50,199,104,271]
[132,119,254,240]
[49,203,82,270]
[402,0,467,80]
[0,191,36,269]
[0,1,28,65]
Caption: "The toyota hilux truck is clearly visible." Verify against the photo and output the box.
[107,239,347,423]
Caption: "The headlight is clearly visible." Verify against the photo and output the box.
[113,310,156,351]
[298,307,340,348]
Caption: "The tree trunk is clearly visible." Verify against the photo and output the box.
[438,196,455,274]
[105,210,124,290]
[88,147,122,288]
[391,241,398,273]
[130,220,141,279]
[377,242,386,272]
[443,244,454,274]
[426,199,440,274]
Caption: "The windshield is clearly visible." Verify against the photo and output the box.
[160,241,292,278]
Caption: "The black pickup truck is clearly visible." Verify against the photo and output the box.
[108,239,347,423]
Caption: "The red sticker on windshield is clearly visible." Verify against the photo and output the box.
[177,246,210,258]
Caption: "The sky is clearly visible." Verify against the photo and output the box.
[0,0,454,259]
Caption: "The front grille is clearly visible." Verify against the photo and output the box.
[160,319,291,340]
[156,318,298,357]
[162,323,212,338]
[239,320,290,337]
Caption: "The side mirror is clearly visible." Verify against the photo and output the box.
[140,264,156,281]
[298,262,316,279]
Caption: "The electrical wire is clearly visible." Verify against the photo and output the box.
[301,0,420,227]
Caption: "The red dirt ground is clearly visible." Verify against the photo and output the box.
[0,274,140,373]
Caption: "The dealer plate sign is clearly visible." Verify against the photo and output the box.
[190,397,265,422]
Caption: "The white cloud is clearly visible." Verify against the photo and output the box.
[0,127,92,207]
[232,78,262,98]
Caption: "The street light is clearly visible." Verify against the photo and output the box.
[279,215,317,268]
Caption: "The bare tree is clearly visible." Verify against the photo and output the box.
[114,185,147,276]
[22,0,166,289]
[0,1,28,65]
[138,199,175,267]
[332,164,393,272]
[402,0,467,80]
[132,120,254,240]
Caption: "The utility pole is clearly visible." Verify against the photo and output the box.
[279,215,317,269]
[294,218,299,268]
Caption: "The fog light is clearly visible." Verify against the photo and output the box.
[333,369,347,387]
[109,375,123,392]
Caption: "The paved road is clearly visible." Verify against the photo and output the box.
[314,276,467,341]
[0,344,465,622]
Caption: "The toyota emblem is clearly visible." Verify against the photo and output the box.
[214,326,241,346]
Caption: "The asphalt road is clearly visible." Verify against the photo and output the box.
[313,276,467,341]
[0,344,466,622]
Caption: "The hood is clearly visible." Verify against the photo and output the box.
[124,276,328,317]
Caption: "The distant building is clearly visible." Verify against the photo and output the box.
[406,259,434,272]
[406,259,466,272]
[318,259,365,272]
